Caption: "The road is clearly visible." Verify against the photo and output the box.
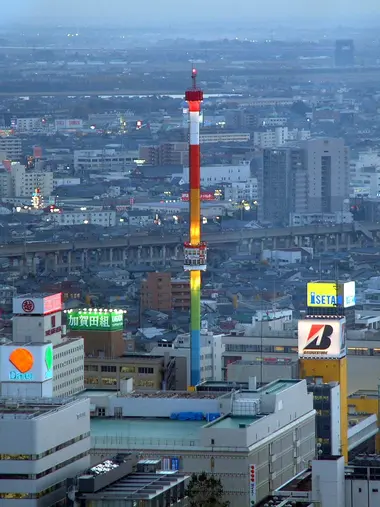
[0,223,378,257]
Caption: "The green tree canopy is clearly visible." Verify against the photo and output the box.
[186,472,230,507]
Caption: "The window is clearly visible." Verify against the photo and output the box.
[120,365,136,373]
[101,365,117,373]
[138,367,154,374]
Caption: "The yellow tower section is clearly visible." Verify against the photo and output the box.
[300,357,348,462]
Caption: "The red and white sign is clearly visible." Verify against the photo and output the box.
[181,192,215,202]
[298,318,346,359]
[22,299,35,313]
[249,464,256,505]
[13,293,62,315]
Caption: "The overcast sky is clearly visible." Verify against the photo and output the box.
[2,0,379,25]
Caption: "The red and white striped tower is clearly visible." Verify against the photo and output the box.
[184,68,206,387]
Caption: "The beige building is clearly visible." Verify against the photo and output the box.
[0,162,53,198]
[84,354,187,391]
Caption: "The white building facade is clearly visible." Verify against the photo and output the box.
[0,397,90,506]
[52,210,116,227]
[182,163,251,185]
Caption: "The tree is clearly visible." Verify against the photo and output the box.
[186,472,230,507]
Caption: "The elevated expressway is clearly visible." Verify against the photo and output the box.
[1,222,379,273]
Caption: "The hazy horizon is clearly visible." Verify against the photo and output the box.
[2,0,380,27]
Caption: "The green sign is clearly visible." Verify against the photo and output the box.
[67,311,124,331]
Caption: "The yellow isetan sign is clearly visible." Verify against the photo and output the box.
[307,282,341,307]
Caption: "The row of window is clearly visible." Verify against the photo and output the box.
[85,365,155,374]
[0,432,90,461]
[226,344,380,356]
[0,481,65,499]
[0,451,89,480]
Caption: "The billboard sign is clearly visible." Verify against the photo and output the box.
[249,464,256,506]
[307,281,356,308]
[67,310,124,331]
[342,281,356,308]
[13,293,62,315]
[298,318,346,359]
[181,192,215,202]
[0,344,53,382]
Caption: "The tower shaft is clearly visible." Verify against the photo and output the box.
[184,71,206,387]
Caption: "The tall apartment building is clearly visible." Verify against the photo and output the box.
[0,397,90,506]
[140,272,190,312]
[139,142,188,166]
[15,117,44,132]
[74,149,138,171]
[0,162,53,198]
[259,138,349,224]
[253,127,288,148]
[0,136,22,160]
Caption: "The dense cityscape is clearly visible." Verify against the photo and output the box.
[1,12,380,507]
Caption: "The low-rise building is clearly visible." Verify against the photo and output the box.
[52,209,116,227]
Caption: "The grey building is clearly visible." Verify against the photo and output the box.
[90,379,316,507]
[259,138,349,224]
[0,396,90,506]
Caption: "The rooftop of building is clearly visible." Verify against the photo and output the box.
[117,390,222,399]
[78,470,188,500]
[0,396,81,419]
[348,389,379,399]
[91,417,205,449]
[208,415,264,429]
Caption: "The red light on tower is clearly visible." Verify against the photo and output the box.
[250,465,255,483]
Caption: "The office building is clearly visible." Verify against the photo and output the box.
[139,142,188,166]
[9,293,84,398]
[52,209,116,227]
[89,379,316,507]
[223,178,258,203]
[335,39,355,66]
[73,149,138,171]
[83,354,185,392]
[298,281,357,462]
[0,396,90,506]
[15,118,46,132]
[259,138,349,224]
[140,272,190,312]
[253,127,288,148]
[182,162,251,186]
[66,308,126,358]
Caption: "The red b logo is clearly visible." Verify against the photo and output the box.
[22,300,35,313]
